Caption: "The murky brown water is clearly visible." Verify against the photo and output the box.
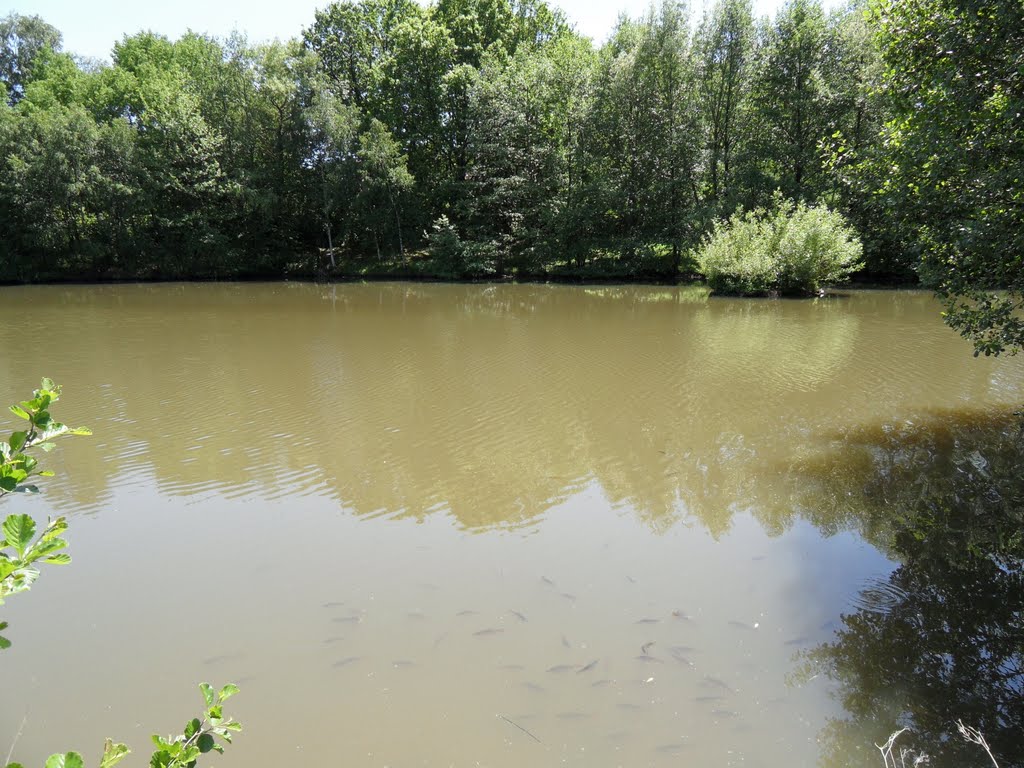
[1,283,1022,768]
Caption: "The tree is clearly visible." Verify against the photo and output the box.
[0,13,61,105]
[356,118,414,258]
[870,0,1024,355]
[695,0,754,210]
[746,0,832,201]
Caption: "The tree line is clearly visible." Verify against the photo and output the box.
[0,0,1020,321]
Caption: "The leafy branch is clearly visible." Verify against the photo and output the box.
[1,377,91,497]
[1,380,242,768]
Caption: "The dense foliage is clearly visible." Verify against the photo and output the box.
[865,0,1024,355]
[694,197,862,295]
[0,0,890,282]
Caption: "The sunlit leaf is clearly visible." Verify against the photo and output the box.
[218,683,239,701]
[199,682,215,707]
[2,515,35,557]
[99,740,130,768]
[45,752,85,768]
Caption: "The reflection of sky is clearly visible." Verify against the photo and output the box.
[3,476,895,768]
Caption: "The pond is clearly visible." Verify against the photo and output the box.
[1,283,1022,768]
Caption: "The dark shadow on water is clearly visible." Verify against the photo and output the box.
[789,407,1024,768]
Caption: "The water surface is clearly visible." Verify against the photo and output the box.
[1,283,1021,767]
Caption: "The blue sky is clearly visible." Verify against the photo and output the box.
[10,0,805,62]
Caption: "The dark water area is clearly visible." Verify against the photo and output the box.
[0,283,1021,767]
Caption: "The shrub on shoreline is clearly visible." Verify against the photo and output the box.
[695,197,863,296]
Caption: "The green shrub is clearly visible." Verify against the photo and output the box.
[695,197,863,296]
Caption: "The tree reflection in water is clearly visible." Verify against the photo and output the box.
[795,409,1023,768]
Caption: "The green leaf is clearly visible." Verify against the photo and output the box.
[206,705,222,720]
[0,633,11,649]
[99,740,130,768]
[45,752,85,768]
[2,515,35,557]
[69,427,92,436]
[218,683,239,701]
[199,682,215,707]
[42,553,71,565]
[184,719,201,739]
[8,405,29,421]
[197,734,214,754]
[28,538,67,559]
[9,432,27,452]
[40,378,55,392]
[6,763,25,768]
[39,518,68,542]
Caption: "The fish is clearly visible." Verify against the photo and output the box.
[524,682,546,693]
[616,702,643,711]
[456,609,478,617]
[701,675,734,693]
[656,743,690,754]
[407,611,426,621]
[201,654,240,666]
[392,660,415,668]
[635,618,659,624]
[671,610,695,623]
[561,635,572,649]
[695,695,724,702]
[728,620,757,631]
[332,616,361,624]
[577,659,599,673]
[510,610,528,623]
[323,636,346,644]
[474,628,504,636]
[635,655,664,663]
[784,635,810,646]
[547,664,575,673]
[641,642,655,655]
[541,576,556,587]
[560,592,577,602]
[712,709,740,718]
[591,679,613,687]
[321,601,346,608]
[332,656,360,667]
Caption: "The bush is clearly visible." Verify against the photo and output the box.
[695,196,863,296]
